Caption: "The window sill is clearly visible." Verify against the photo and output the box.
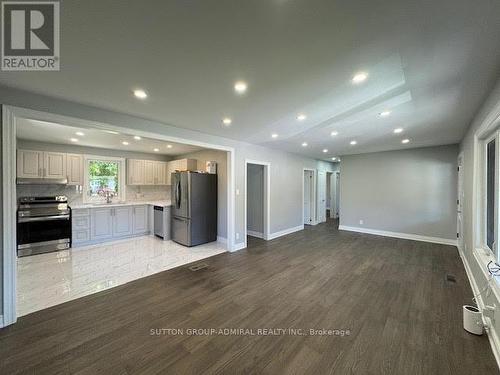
[473,247,500,304]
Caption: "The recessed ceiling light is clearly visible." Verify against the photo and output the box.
[133,136,141,140]
[323,149,328,153]
[222,117,232,126]
[271,133,278,138]
[102,129,119,135]
[350,140,357,145]
[234,81,248,94]
[122,141,129,145]
[352,72,368,84]
[166,144,173,149]
[394,128,403,134]
[153,148,160,152]
[379,110,391,117]
[331,157,337,161]
[297,114,307,121]
[302,142,308,147]
[331,131,338,136]
[70,138,78,142]
[75,131,85,136]
[133,89,148,99]
[402,139,410,144]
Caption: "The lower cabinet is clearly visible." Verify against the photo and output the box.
[133,205,148,234]
[72,204,150,247]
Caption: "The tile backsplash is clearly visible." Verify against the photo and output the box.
[16,184,171,206]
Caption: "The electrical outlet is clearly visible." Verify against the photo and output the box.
[236,232,240,240]
[359,220,364,225]
[236,189,240,195]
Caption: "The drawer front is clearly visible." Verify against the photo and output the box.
[72,229,90,244]
[73,215,90,230]
[72,208,90,217]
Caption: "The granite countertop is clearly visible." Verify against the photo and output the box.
[70,200,172,209]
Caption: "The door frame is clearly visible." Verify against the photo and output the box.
[303,168,317,225]
[2,104,236,327]
[333,171,341,219]
[457,151,464,254]
[244,160,271,248]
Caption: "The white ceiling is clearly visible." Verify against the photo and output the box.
[16,118,204,156]
[2,1,500,161]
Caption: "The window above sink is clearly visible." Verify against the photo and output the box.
[83,156,125,204]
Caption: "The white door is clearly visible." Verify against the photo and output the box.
[133,205,148,234]
[66,154,83,185]
[317,171,327,223]
[144,160,155,185]
[44,152,67,179]
[17,150,43,178]
[113,206,133,237]
[457,156,464,250]
[304,171,313,224]
[91,208,113,240]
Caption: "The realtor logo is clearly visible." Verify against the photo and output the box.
[1,1,59,70]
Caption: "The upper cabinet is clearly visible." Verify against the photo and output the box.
[127,158,196,186]
[66,154,84,185]
[155,161,168,185]
[17,150,43,178]
[144,160,155,185]
[166,159,197,185]
[44,152,67,179]
[17,150,66,180]
[127,159,145,185]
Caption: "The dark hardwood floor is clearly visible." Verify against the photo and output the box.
[1,219,498,374]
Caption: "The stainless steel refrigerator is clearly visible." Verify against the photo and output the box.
[171,171,217,246]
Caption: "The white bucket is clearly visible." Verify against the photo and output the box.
[463,305,484,335]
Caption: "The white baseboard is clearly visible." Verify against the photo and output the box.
[459,249,500,369]
[217,236,227,244]
[338,225,458,246]
[267,225,304,240]
[247,230,264,239]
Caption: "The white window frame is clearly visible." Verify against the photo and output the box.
[479,132,499,260]
[83,155,126,204]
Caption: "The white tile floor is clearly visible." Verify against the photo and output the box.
[17,236,227,317]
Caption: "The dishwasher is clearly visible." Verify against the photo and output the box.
[153,206,171,240]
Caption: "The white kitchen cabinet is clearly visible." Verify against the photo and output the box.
[144,160,155,185]
[133,205,148,234]
[43,152,67,179]
[166,158,197,185]
[91,207,114,241]
[66,153,84,185]
[127,159,145,185]
[154,161,168,185]
[17,150,43,178]
[113,206,133,237]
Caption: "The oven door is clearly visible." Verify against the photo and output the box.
[17,214,71,255]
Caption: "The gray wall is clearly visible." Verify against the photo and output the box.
[340,145,458,240]
[176,149,228,239]
[247,164,264,233]
[459,77,500,345]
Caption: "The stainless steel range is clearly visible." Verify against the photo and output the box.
[17,196,72,257]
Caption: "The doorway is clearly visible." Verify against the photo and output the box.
[303,169,315,225]
[244,160,270,245]
[326,172,333,219]
[317,171,327,223]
